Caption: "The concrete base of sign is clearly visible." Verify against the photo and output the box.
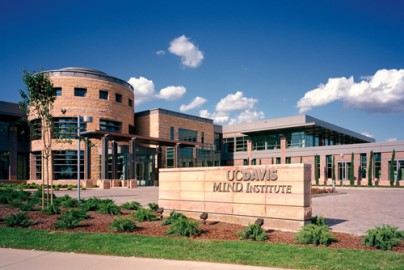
[159,164,311,232]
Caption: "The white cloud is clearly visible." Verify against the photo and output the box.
[157,86,186,101]
[297,69,404,114]
[156,50,165,56]
[228,110,265,125]
[216,91,258,112]
[128,76,155,105]
[387,138,398,142]
[199,110,230,124]
[168,35,204,68]
[361,131,374,138]
[180,96,207,112]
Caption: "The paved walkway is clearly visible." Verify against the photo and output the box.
[0,248,288,270]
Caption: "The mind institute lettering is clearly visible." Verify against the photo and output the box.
[213,169,293,194]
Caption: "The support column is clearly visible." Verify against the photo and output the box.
[175,143,180,168]
[280,135,286,164]
[101,135,109,180]
[130,138,137,179]
[112,140,118,180]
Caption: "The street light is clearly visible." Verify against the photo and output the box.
[77,115,93,201]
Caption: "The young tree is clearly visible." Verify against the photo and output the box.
[368,151,373,186]
[389,150,396,187]
[19,69,56,209]
[349,153,355,186]
[314,155,319,185]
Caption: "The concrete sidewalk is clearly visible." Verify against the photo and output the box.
[0,248,288,270]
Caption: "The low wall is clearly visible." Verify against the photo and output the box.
[159,164,312,232]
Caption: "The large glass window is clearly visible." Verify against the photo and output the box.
[53,117,86,139]
[288,131,305,148]
[166,147,174,168]
[180,147,193,167]
[360,153,367,178]
[100,119,122,133]
[214,132,222,151]
[374,153,381,179]
[74,88,87,97]
[178,128,197,142]
[252,135,266,151]
[326,155,332,178]
[267,134,280,150]
[53,87,62,96]
[32,151,42,180]
[170,127,174,140]
[235,136,248,152]
[223,138,234,153]
[53,150,83,180]
[30,119,42,140]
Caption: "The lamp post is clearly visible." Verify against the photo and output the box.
[77,116,93,201]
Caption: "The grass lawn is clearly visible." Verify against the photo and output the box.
[0,227,403,270]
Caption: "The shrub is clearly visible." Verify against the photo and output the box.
[237,224,268,241]
[311,216,328,227]
[295,224,335,246]
[148,202,159,211]
[362,224,404,250]
[97,202,121,215]
[109,217,137,232]
[43,205,61,215]
[121,201,142,210]
[54,209,89,229]
[55,195,79,208]
[4,212,32,228]
[79,197,114,211]
[134,208,157,222]
[19,203,39,212]
[162,211,187,226]
[165,218,202,237]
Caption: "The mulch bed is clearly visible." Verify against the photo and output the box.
[0,205,403,253]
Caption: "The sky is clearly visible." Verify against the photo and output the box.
[1,0,403,142]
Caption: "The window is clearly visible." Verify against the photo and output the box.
[53,117,86,139]
[53,87,62,96]
[17,153,29,180]
[179,147,193,167]
[53,150,83,180]
[179,128,197,142]
[201,132,205,144]
[74,88,87,97]
[128,98,133,107]
[374,153,381,179]
[32,151,42,180]
[236,136,248,152]
[276,157,281,164]
[267,134,281,150]
[252,135,266,151]
[30,119,42,140]
[214,132,222,151]
[170,127,175,140]
[129,125,135,135]
[286,157,291,164]
[115,93,122,103]
[0,151,10,180]
[100,118,122,133]
[166,147,174,168]
[99,90,108,100]
[326,155,333,178]
[360,154,367,178]
[223,138,234,153]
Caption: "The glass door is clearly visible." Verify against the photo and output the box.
[338,162,351,181]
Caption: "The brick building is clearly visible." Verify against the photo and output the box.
[1,67,403,187]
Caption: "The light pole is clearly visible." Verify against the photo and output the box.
[77,115,93,201]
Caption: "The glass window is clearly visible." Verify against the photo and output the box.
[166,147,174,168]
[74,88,87,97]
[252,135,266,151]
[128,98,133,107]
[115,93,122,103]
[53,150,83,180]
[179,128,197,142]
[235,136,248,152]
[99,90,108,100]
[276,157,281,164]
[17,153,29,180]
[214,132,222,151]
[179,147,193,167]
[0,151,10,180]
[53,87,62,96]
[201,132,205,144]
[326,155,333,178]
[360,153,367,178]
[30,119,42,140]
[100,119,122,133]
[53,117,86,139]
[374,153,381,179]
[288,131,305,148]
[170,127,174,140]
[32,151,42,180]
[267,134,280,150]
[223,138,234,153]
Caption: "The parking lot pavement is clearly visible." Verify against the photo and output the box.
[312,187,404,235]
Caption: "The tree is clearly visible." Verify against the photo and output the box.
[349,153,355,186]
[19,69,56,209]
[389,150,396,187]
[314,155,319,185]
[368,151,373,186]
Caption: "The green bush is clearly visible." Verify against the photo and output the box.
[54,195,79,208]
[121,201,142,210]
[362,224,404,250]
[148,202,159,211]
[43,205,61,215]
[19,203,39,212]
[109,217,137,232]
[165,217,202,237]
[79,197,114,211]
[4,212,32,228]
[54,209,89,229]
[162,211,187,226]
[311,216,328,227]
[295,224,335,246]
[237,224,268,241]
[134,208,157,222]
[97,202,121,215]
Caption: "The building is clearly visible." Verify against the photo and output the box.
[1,67,403,187]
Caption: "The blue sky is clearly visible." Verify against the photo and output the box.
[1,0,403,141]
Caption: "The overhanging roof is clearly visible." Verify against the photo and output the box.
[80,130,198,147]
